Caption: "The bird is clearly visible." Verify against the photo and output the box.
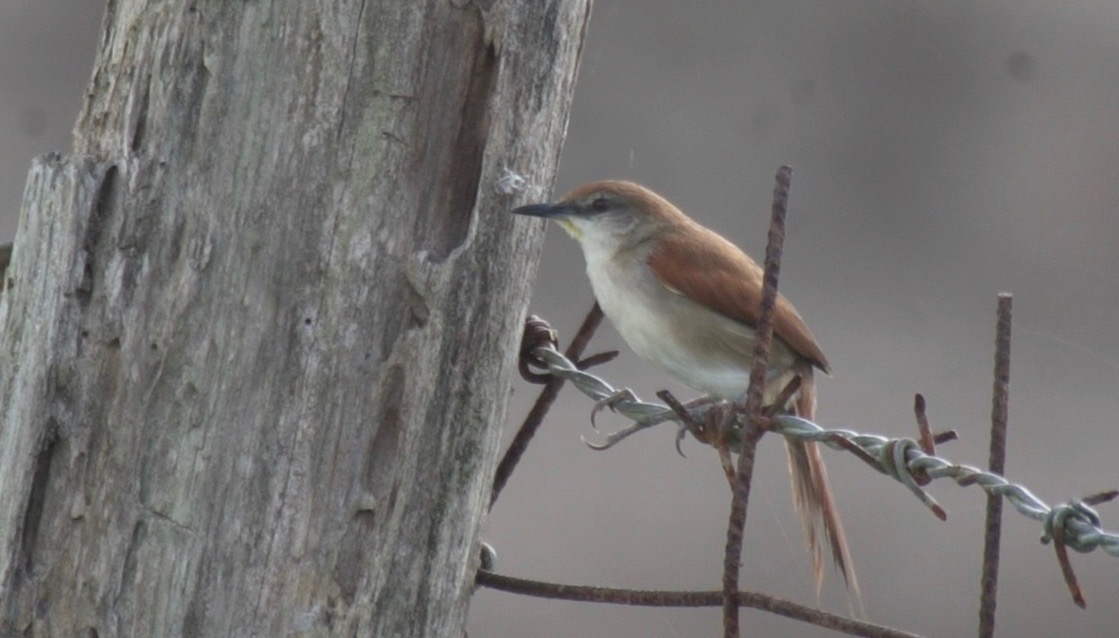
[513,180,856,594]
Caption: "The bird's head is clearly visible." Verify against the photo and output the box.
[513,180,683,254]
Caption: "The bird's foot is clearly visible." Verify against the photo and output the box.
[582,420,658,450]
[673,423,688,457]
[590,387,639,431]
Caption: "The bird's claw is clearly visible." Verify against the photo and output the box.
[674,423,688,457]
[582,420,655,450]
[590,387,638,430]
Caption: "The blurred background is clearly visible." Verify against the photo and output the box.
[4,2,1117,636]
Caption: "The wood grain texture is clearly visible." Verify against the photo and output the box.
[0,1,592,635]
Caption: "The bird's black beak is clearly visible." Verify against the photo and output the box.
[512,203,572,219]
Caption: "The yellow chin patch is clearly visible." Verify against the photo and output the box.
[556,217,582,240]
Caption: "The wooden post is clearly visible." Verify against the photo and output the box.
[0,1,592,635]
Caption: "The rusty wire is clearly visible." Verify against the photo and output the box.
[721,164,790,638]
[476,570,920,638]
[980,293,1012,634]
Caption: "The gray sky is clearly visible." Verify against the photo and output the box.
[3,2,1118,636]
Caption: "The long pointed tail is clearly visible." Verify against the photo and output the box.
[785,367,859,597]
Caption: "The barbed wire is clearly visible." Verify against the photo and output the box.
[523,336,1119,566]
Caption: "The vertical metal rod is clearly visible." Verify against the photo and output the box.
[723,166,791,637]
[978,293,1012,638]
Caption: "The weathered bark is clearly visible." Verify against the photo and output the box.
[0,1,591,635]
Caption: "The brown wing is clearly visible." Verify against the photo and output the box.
[647,222,831,373]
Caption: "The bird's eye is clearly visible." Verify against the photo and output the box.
[590,196,610,212]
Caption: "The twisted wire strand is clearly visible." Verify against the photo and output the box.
[528,344,1119,559]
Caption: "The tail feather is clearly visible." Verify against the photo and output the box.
[785,367,860,598]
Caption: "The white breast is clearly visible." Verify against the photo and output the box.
[581,242,795,400]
